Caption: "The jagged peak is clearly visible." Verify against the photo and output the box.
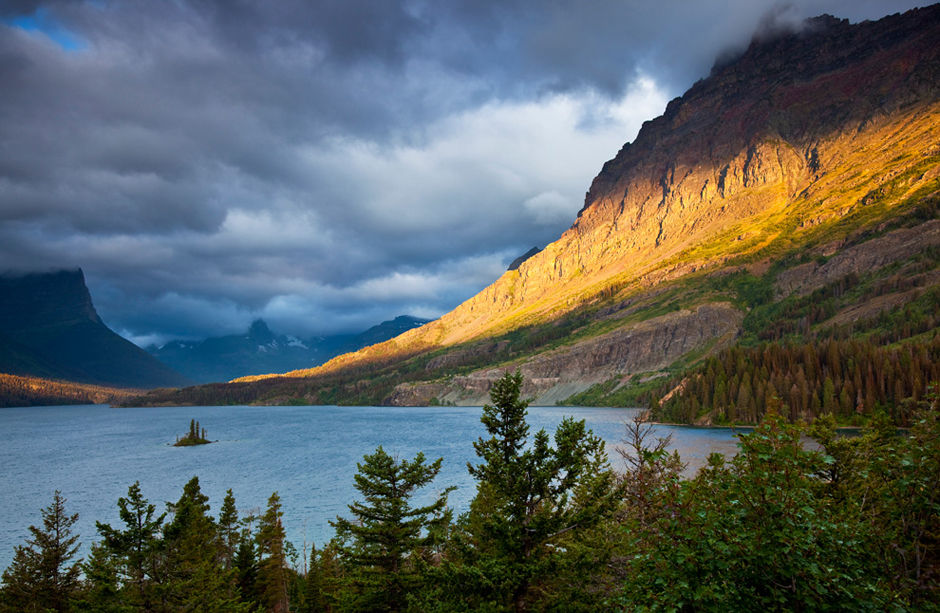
[248,319,275,342]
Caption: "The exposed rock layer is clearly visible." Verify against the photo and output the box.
[775,219,940,297]
[386,304,743,406]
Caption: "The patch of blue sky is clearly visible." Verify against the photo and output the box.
[3,7,86,52]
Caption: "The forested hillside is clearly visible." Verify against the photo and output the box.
[0,373,140,408]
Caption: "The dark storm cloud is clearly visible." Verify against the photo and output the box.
[0,0,930,344]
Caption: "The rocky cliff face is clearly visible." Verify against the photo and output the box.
[774,219,940,297]
[0,269,102,331]
[386,303,743,405]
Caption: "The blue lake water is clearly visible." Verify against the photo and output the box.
[0,404,741,569]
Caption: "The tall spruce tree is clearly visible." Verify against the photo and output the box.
[462,371,620,611]
[233,526,259,606]
[256,492,290,613]
[162,476,246,611]
[95,481,165,610]
[218,489,240,570]
[301,543,327,613]
[0,491,82,613]
[331,446,453,612]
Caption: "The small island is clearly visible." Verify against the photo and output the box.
[173,418,212,446]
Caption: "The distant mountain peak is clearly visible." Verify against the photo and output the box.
[390,315,429,324]
[149,314,433,383]
[248,319,274,342]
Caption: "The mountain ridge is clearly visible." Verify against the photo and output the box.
[128,5,940,416]
[257,4,939,372]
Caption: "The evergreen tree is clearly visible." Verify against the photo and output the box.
[218,489,240,570]
[73,543,126,613]
[331,446,453,612]
[162,476,246,611]
[301,544,327,613]
[0,491,81,613]
[256,492,289,613]
[95,481,165,610]
[444,371,620,611]
[233,527,259,606]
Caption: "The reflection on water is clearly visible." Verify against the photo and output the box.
[0,404,742,569]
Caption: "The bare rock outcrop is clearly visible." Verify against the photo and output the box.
[775,219,940,297]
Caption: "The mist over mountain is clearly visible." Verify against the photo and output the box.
[148,316,431,384]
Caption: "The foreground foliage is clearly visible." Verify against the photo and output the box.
[331,446,453,611]
[2,373,938,611]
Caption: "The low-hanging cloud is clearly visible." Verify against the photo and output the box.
[0,0,930,344]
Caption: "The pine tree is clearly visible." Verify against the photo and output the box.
[461,371,621,611]
[218,489,240,570]
[256,492,289,613]
[95,481,165,610]
[301,544,327,613]
[0,491,81,612]
[73,542,124,612]
[234,528,259,606]
[331,446,453,612]
[162,476,246,611]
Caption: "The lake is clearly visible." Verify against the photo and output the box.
[0,403,741,569]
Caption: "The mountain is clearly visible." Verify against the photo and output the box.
[149,315,431,383]
[129,6,940,420]
[0,269,189,390]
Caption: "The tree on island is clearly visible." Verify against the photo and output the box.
[174,419,211,446]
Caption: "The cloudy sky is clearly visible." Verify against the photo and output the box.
[0,0,928,345]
